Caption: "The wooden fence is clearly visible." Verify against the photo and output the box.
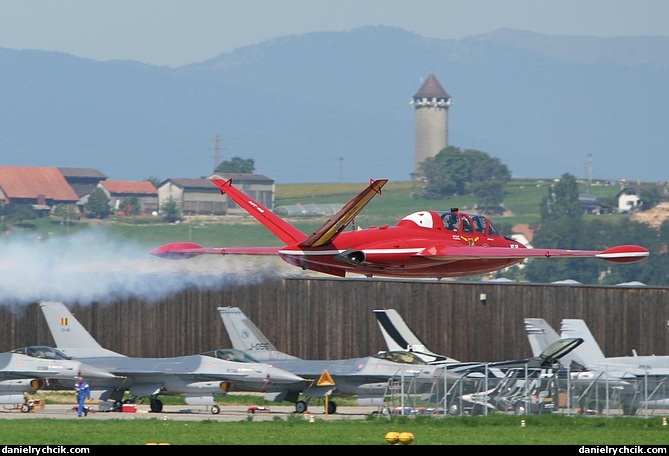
[1,277,667,362]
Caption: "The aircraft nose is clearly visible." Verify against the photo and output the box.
[267,366,305,384]
[77,363,117,379]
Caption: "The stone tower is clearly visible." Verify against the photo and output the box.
[410,73,451,177]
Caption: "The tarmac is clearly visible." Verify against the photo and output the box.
[4,402,662,421]
[0,403,384,422]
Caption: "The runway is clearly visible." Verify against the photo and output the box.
[0,403,381,422]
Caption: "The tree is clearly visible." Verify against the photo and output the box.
[145,176,161,189]
[5,203,37,225]
[639,186,661,210]
[85,187,112,219]
[418,147,468,197]
[416,146,511,206]
[51,204,79,224]
[118,197,139,216]
[540,173,581,222]
[161,197,182,223]
[215,157,255,174]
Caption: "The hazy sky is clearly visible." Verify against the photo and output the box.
[1,0,668,67]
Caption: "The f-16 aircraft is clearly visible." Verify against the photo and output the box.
[217,306,463,414]
[150,177,649,280]
[1,346,116,412]
[374,308,461,365]
[373,308,595,415]
[525,317,669,415]
[39,301,307,414]
[373,308,582,371]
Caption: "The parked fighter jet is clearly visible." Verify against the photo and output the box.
[374,308,460,364]
[150,177,648,280]
[1,345,115,412]
[217,306,463,414]
[39,301,307,414]
[372,308,589,415]
[525,317,669,415]
[373,308,582,374]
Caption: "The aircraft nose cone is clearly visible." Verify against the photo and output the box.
[77,363,117,379]
[267,367,305,384]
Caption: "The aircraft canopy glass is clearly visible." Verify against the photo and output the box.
[372,351,427,365]
[200,348,261,363]
[12,345,72,360]
[439,210,499,235]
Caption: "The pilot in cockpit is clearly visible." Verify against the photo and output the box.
[443,212,459,231]
[471,215,486,233]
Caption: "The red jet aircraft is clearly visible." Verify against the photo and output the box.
[150,178,649,279]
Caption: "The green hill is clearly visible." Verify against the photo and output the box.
[274,178,624,232]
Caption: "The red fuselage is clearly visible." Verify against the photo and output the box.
[278,210,526,278]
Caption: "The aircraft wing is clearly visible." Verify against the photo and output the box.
[299,178,388,248]
[589,364,669,378]
[150,243,281,259]
[419,244,649,264]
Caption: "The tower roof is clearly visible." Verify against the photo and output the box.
[413,73,450,100]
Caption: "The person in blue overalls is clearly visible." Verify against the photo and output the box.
[74,375,91,417]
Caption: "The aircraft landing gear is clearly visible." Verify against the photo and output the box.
[295,400,308,413]
[211,405,220,415]
[150,398,163,413]
[294,399,338,414]
[20,402,33,413]
[326,401,337,414]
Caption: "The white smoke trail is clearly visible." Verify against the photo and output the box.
[0,228,294,307]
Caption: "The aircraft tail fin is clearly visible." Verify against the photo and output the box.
[299,178,388,247]
[524,318,561,357]
[39,301,124,358]
[373,309,459,364]
[210,177,306,245]
[217,307,297,362]
[560,319,607,363]
[524,318,588,370]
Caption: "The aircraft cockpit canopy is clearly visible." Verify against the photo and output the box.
[12,345,72,360]
[201,348,261,364]
[373,351,427,365]
[439,209,499,236]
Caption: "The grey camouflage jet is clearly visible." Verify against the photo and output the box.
[39,301,307,414]
[525,317,669,415]
[1,345,116,412]
[217,306,463,414]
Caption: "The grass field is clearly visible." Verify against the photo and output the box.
[1,393,667,445]
[1,413,668,445]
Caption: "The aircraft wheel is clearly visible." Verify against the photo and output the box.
[150,398,163,413]
[470,404,486,416]
[326,401,337,414]
[211,405,220,415]
[20,404,31,413]
[588,400,604,414]
[295,401,308,413]
[496,399,512,412]
[622,404,637,416]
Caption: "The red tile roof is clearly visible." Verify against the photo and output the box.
[0,166,79,202]
[100,180,157,195]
